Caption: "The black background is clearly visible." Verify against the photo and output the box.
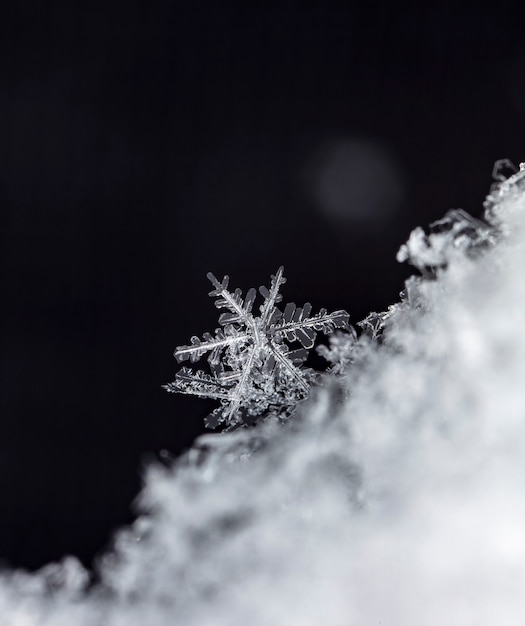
[1,1,524,570]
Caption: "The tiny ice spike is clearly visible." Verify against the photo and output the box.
[164,267,350,429]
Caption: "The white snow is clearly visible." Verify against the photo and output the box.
[1,164,525,625]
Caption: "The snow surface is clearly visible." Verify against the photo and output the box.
[1,166,525,625]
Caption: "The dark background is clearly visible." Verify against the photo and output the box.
[0,1,524,571]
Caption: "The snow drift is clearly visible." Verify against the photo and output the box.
[1,163,525,625]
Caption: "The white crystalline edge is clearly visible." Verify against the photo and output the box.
[1,168,525,625]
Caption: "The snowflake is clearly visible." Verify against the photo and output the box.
[164,267,350,429]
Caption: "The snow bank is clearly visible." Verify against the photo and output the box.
[1,164,525,625]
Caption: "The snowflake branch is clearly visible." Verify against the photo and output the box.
[258,266,286,327]
[207,273,257,328]
[174,330,249,363]
[266,343,310,393]
[272,306,350,348]
[163,368,234,401]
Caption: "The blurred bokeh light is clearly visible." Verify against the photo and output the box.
[304,138,405,223]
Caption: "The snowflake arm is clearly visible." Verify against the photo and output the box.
[258,266,286,327]
[163,368,235,401]
[271,303,350,349]
[224,346,259,421]
[207,272,257,328]
[265,342,310,393]
[174,328,249,364]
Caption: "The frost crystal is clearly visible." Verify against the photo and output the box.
[316,329,357,374]
[164,267,350,429]
[484,160,525,224]
[396,209,496,275]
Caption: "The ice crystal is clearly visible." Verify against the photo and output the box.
[397,160,525,278]
[164,267,350,429]
[396,208,496,275]
[362,166,522,343]
[316,329,358,374]
[484,159,525,224]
